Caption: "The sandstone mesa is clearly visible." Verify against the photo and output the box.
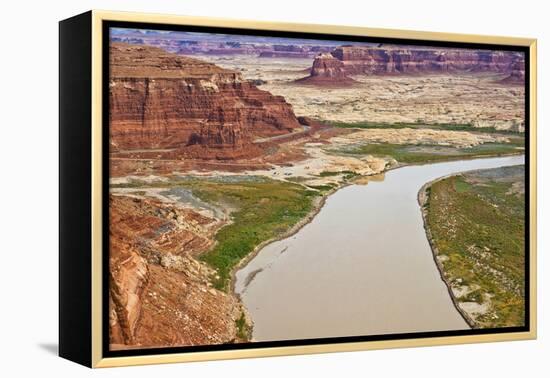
[110,43,302,158]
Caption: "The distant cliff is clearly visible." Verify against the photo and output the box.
[298,45,525,85]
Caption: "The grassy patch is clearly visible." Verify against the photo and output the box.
[305,183,337,193]
[319,170,359,180]
[334,139,524,165]
[332,121,522,135]
[190,180,317,291]
[285,176,310,183]
[319,170,343,177]
[111,177,317,291]
[453,179,471,193]
[235,312,250,341]
[425,166,525,328]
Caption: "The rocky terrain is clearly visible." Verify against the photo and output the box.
[109,194,245,349]
[197,49,525,132]
[295,53,354,85]
[298,46,525,84]
[111,29,338,57]
[331,128,510,148]
[108,33,527,349]
[501,60,526,84]
[265,73,525,131]
[110,43,301,157]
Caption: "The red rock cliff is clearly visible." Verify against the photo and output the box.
[110,43,301,152]
[501,60,526,84]
[298,45,525,85]
[295,52,355,85]
[109,195,242,349]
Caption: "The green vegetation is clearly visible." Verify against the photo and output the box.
[319,170,359,180]
[235,312,250,340]
[112,176,318,291]
[285,176,310,183]
[305,183,337,193]
[190,179,317,291]
[425,166,525,327]
[332,121,522,135]
[333,139,524,165]
[319,170,343,177]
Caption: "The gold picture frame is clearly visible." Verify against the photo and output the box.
[59,9,537,368]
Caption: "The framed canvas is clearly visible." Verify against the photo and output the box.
[59,10,537,368]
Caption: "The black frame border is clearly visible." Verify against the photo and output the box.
[101,19,531,359]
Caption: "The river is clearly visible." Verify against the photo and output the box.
[234,155,525,341]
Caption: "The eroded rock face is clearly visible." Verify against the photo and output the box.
[501,60,526,85]
[109,195,242,349]
[109,238,148,345]
[296,53,355,85]
[109,43,301,152]
[299,46,525,84]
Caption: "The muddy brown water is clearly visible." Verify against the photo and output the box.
[235,155,524,341]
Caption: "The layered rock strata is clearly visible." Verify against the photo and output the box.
[110,43,301,155]
[501,60,526,84]
[298,45,525,85]
[109,194,242,349]
[295,53,355,85]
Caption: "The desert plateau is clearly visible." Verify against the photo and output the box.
[108,28,526,349]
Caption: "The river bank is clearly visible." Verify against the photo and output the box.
[418,164,526,328]
[107,144,524,345]
[233,152,523,339]
[229,169,398,339]
[229,167,397,340]
[418,177,477,328]
[234,155,523,341]
[229,193,328,342]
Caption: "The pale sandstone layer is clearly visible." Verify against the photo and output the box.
[302,46,524,81]
[266,73,525,131]
[198,54,525,132]
[330,128,510,148]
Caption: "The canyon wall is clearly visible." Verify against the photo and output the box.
[295,53,355,85]
[109,195,243,349]
[501,60,526,84]
[110,43,301,154]
[299,45,525,85]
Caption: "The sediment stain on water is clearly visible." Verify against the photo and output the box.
[235,155,524,342]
